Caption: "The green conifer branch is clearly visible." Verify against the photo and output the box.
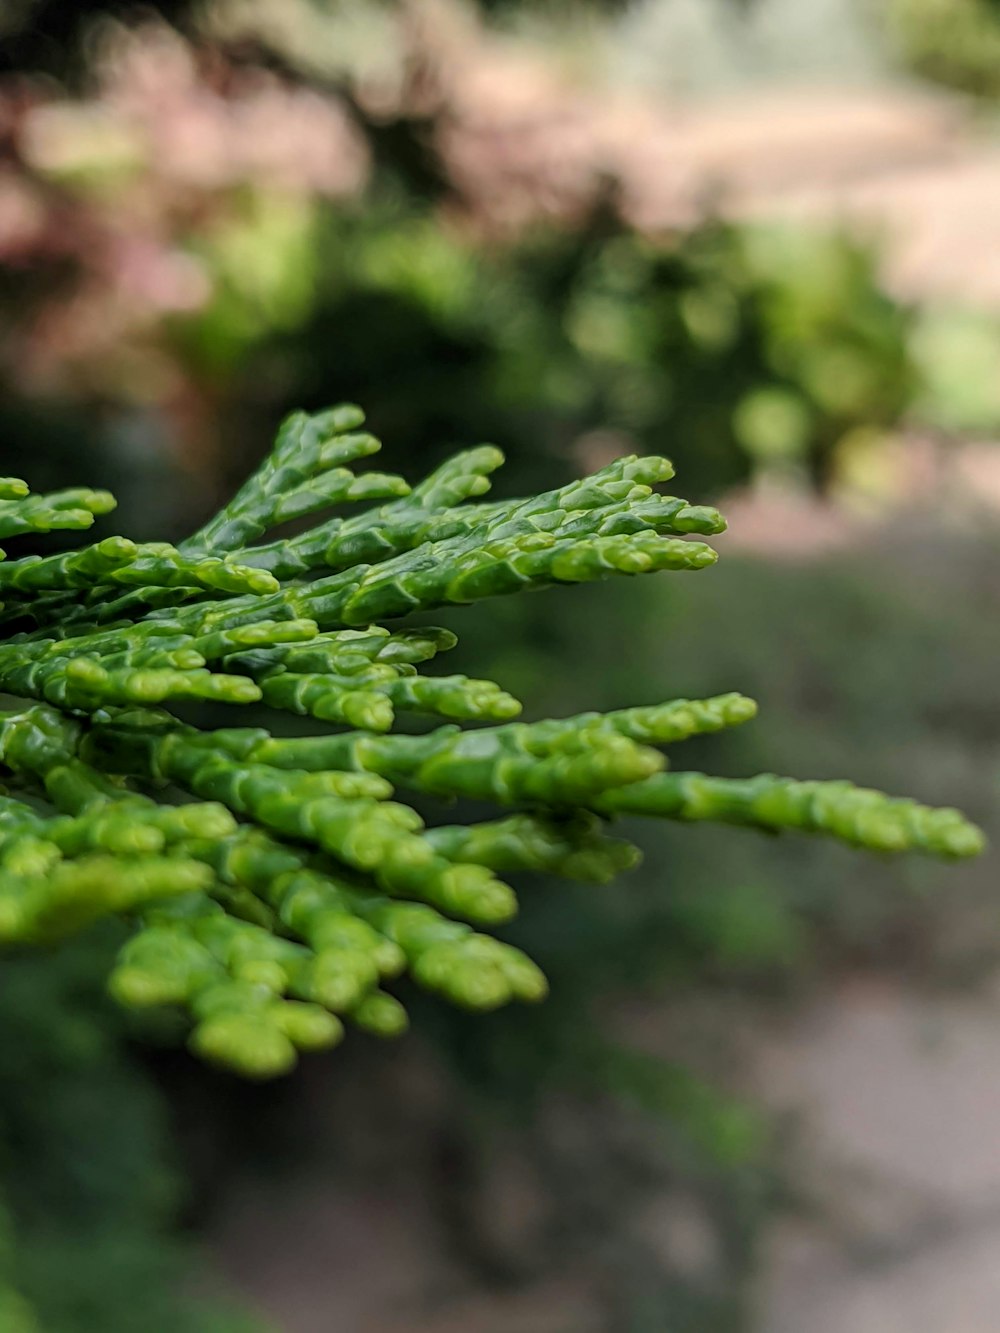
[0,486,116,541]
[595,771,985,858]
[0,404,984,1076]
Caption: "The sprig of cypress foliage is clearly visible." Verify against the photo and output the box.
[0,405,985,1076]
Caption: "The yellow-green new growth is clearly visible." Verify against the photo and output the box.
[0,404,985,1077]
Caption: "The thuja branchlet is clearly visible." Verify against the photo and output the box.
[0,407,985,1076]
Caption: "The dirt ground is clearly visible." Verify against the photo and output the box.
[209,973,1000,1332]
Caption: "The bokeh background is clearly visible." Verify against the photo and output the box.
[2,1,1000,1330]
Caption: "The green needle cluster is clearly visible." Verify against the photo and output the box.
[0,404,985,1077]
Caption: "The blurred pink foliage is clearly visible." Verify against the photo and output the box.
[0,0,974,465]
[0,19,368,399]
[0,1,715,403]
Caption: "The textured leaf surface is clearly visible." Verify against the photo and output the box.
[0,405,984,1076]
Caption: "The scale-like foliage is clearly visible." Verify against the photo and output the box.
[0,406,985,1075]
